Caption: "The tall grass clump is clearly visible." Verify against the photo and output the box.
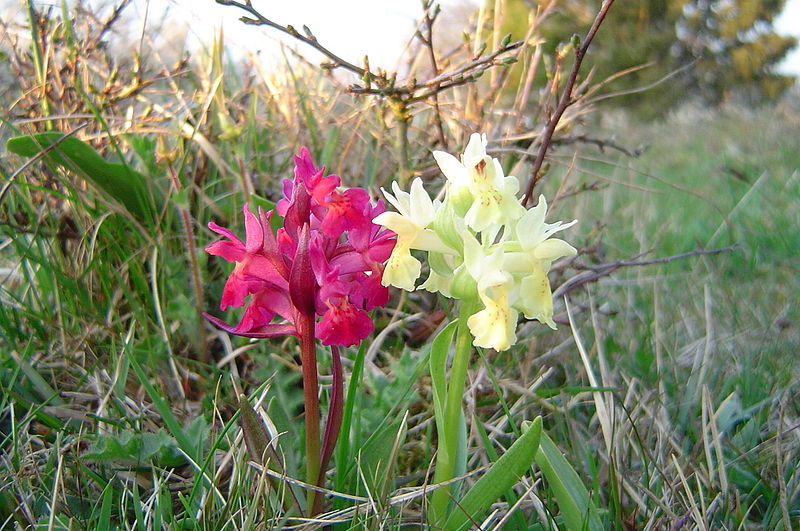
[1,0,798,529]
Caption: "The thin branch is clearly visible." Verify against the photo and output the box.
[217,0,522,105]
[586,60,697,105]
[553,244,741,298]
[550,134,646,157]
[497,133,644,158]
[522,0,616,206]
[348,40,523,98]
[215,0,371,80]
[420,2,447,148]
[97,0,132,41]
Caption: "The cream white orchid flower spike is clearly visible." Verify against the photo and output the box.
[374,178,451,290]
[375,135,578,349]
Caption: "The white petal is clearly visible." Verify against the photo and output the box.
[381,247,421,291]
[503,174,520,195]
[373,212,421,240]
[467,297,517,351]
[420,269,452,297]
[462,133,487,168]
[490,158,506,187]
[409,178,436,227]
[433,150,469,186]
[542,218,578,239]
[461,230,484,279]
[533,239,577,261]
[517,267,555,329]
[516,200,547,248]
[381,184,409,217]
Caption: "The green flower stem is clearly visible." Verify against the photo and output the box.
[430,298,479,524]
[298,312,321,515]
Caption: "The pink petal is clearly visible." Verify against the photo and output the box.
[310,174,340,207]
[204,313,296,338]
[206,240,246,262]
[294,147,319,186]
[329,247,367,275]
[252,285,295,323]
[208,222,244,247]
[258,207,290,279]
[317,299,373,347]
[219,271,262,310]
[243,205,264,254]
[359,272,390,310]
[236,299,277,331]
[367,232,397,263]
[321,189,371,237]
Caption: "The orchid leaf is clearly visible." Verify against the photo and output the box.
[536,432,604,531]
[6,133,160,224]
[429,321,458,452]
[444,416,542,531]
[83,429,184,467]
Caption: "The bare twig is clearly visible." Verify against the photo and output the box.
[419,1,447,148]
[349,41,523,98]
[553,244,741,298]
[499,133,645,158]
[551,134,646,157]
[215,0,371,80]
[97,1,132,41]
[219,0,522,98]
[522,0,616,205]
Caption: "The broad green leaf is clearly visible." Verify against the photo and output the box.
[248,194,283,232]
[536,432,604,531]
[94,482,113,531]
[6,133,160,224]
[474,414,526,530]
[445,417,543,531]
[429,321,458,453]
[248,193,276,214]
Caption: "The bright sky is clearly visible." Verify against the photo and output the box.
[158,0,477,71]
[775,0,800,74]
[159,0,800,75]
[7,0,800,74]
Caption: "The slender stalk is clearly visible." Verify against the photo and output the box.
[297,312,321,515]
[522,0,616,205]
[430,298,479,523]
[334,342,366,514]
[396,115,411,189]
[167,164,208,362]
[318,345,343,493]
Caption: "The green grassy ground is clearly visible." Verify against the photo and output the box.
[1,4,798,529]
